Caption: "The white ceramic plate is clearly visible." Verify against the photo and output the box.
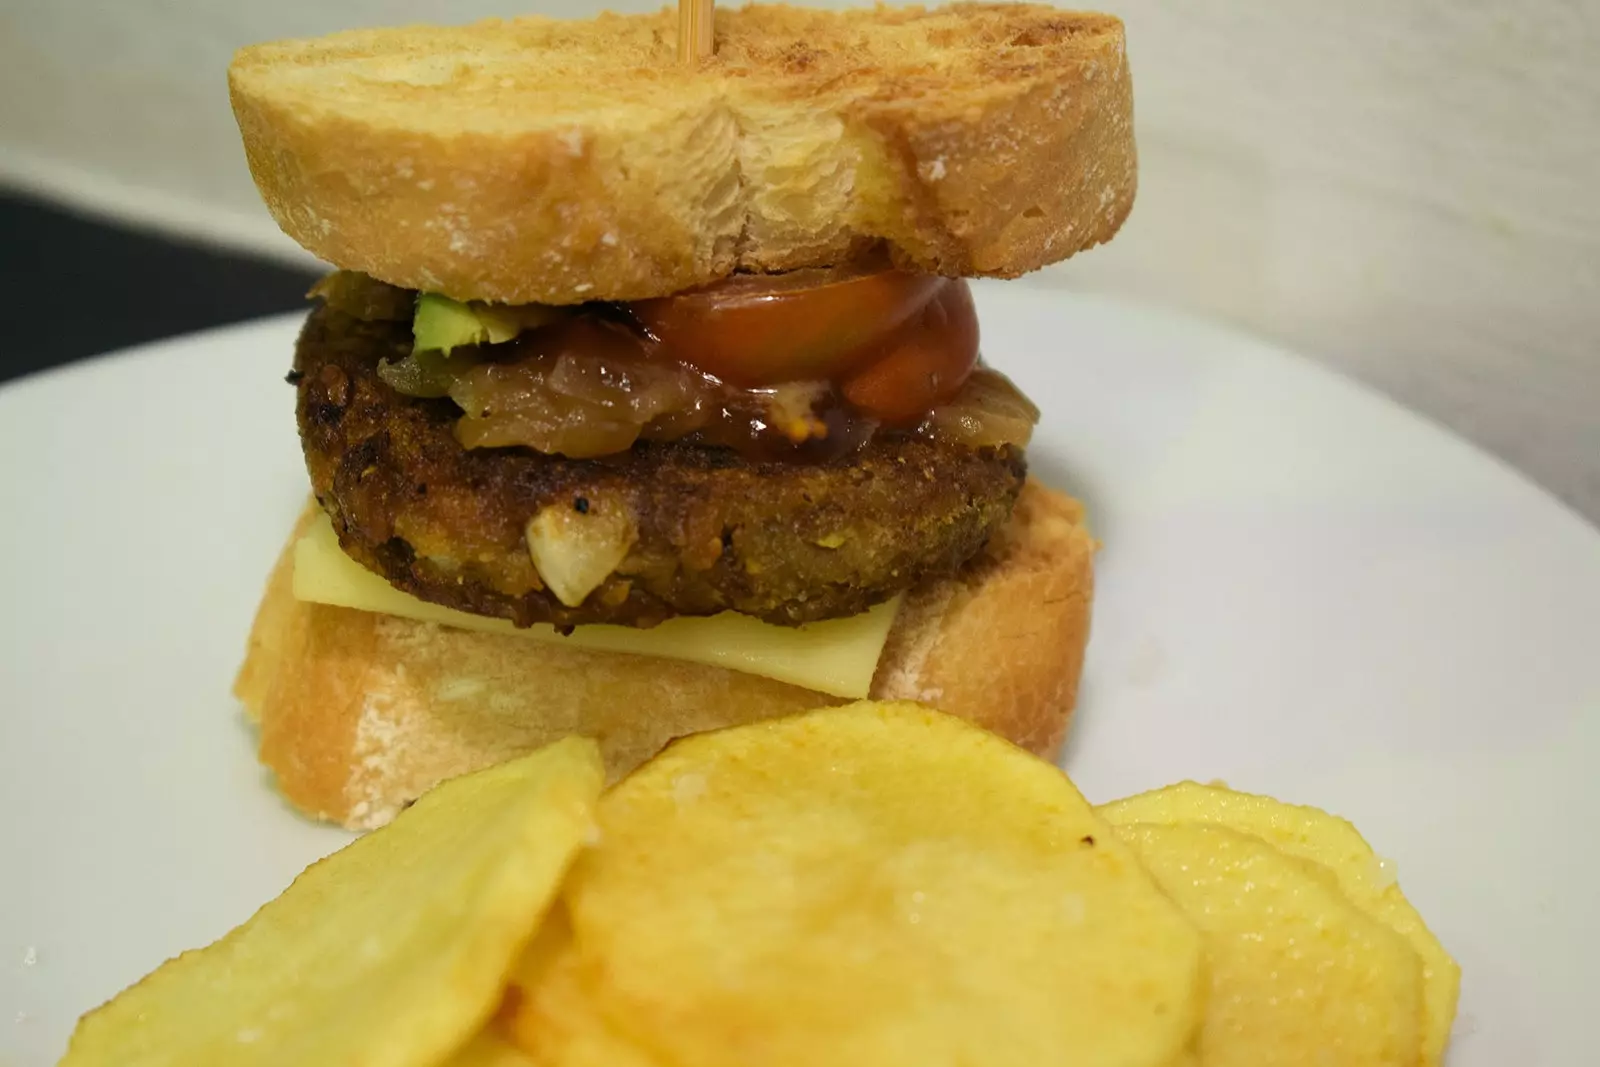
[3,283,1598,1066]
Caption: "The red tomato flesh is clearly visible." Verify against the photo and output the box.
[839,281,980,425]
[632,267,947,388]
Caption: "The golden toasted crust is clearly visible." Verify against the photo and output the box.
[228,4,1134,304]
[871,479,1095,756]
[234,480,1095,829]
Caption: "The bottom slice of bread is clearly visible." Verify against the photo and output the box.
[234,479,1096,829]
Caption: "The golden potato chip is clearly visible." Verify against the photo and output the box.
[443,1029,539,1067]
[500,905,645,1065]
[504,919,661,1067]
[61,737,604,1067]
[1114,822,1424,1067]
[517,701,1204,1067]
[1100,781,1459,1065]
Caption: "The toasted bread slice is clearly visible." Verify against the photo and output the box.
[235,480,1096,829]
[229,4,1134,305]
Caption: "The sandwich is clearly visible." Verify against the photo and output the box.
[227,2,1132,829]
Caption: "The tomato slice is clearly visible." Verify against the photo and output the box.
[840,282,980,425]
[630,267,944,387]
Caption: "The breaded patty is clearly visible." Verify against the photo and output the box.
[293,306,1027,628]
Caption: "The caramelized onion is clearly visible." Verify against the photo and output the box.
[373,267,1023,459]
[451,320,711,458]
[916,367,1040,450]
[378,347,480,398]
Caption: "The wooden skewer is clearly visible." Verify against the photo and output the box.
[678,0,715,64]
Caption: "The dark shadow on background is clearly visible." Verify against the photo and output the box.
[0,190,320,384]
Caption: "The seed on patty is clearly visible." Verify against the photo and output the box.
[293,305,1030,628]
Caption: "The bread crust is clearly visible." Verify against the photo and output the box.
[229,4,1134,305]
[235,479,1095,829]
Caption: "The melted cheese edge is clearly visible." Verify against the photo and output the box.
[291,513,896,699]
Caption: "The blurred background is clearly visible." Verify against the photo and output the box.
[2,0,1596,520]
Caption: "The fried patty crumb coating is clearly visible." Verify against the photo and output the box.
[293,306,1027,628]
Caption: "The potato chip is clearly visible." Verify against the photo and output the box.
[1099,781,1459,1065]
[513,701,1204,1067]
[60,737,604,1067]
[443,1029,539,1067]
[499,904,647,1065]
[1114,822,1424,1067]
[504,917,661,1067]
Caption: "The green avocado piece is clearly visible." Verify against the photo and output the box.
[412,293,568,354]
[413,293,489,354]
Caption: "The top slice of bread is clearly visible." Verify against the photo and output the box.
[230,3,1134,305]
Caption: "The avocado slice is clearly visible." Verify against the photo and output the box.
[412,293,567,354]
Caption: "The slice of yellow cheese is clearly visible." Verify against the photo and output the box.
[291,513,897,699]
